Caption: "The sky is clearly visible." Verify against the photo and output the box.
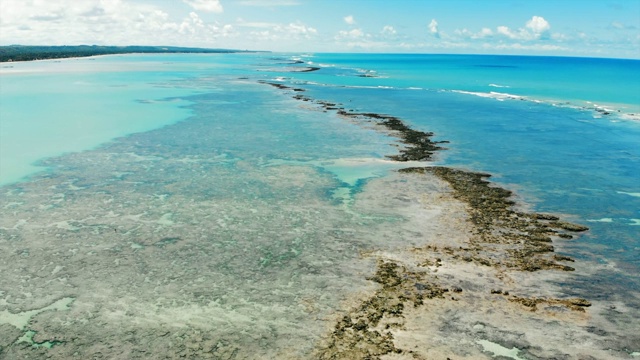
[0,0,639,58]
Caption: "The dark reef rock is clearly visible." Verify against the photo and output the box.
[316,260,446,359]
[261,80,446,161]
[509,296,591,312]
[400,167,588,272]
[298,67,321,72]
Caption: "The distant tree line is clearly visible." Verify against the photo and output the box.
[0,45,257,62]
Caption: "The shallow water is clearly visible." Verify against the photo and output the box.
[0,56,428,358]
[1,53,639,358]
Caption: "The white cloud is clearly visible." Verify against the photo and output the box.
[236,21,278,28]
[479,28,493,38]
[609,21,637,30]
[337,28,364,39]
[456,27,492,39]
[551,32,569,41]
[496,16,551,41]
[285,22,317,37]
[455,16,549,43]
[428,19,439,36]
[182,0,223,13]
[344,15,355,25]
[494,43,563,51]
[382,25,396,35]
[241,20,316,36]
[0,1,634,57]
[242,20,316,43]
[497,25,518,39]
[611,21,625,29]
[526,16,550,34]
[0,0,234,47]
[340,40,390,50]
[238,0,300,5]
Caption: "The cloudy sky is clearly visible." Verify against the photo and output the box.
[1,0,639,58]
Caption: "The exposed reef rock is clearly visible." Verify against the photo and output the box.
[261,81,447,161]
[508,295,591,312]
[335,110,448,161]
[298,66,321,72]
[401,167,588,272]
[316,260,446,359]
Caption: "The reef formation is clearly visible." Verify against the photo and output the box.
[262,80,595,359]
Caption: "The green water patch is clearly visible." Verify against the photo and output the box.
[16,330,65,349]
[0,297,75,350]
[264,157,427,210]
[0,297,74,331]
[476,339,526,360]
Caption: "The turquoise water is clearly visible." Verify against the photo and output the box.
[0,54,260,185]
[1,53,639,357]
[306,53,640,113]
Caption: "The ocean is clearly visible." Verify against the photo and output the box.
[0,53,638,359]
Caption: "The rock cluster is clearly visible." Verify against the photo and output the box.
[401,167,588,272]
[316,260,448,359]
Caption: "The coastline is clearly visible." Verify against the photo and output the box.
[0,45,262,63]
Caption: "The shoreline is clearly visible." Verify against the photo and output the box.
[0,45,263,63]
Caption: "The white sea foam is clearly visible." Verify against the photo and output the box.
[452,89,639,122]
[617,191,640,198]
[488,83,510,88]
[341,85,397,90]
[452,90,524,101]
[587,218,614,223]
[629,219,640,226]
[620,113,640,121]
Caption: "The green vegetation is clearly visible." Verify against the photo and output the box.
[0,45,259,62]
